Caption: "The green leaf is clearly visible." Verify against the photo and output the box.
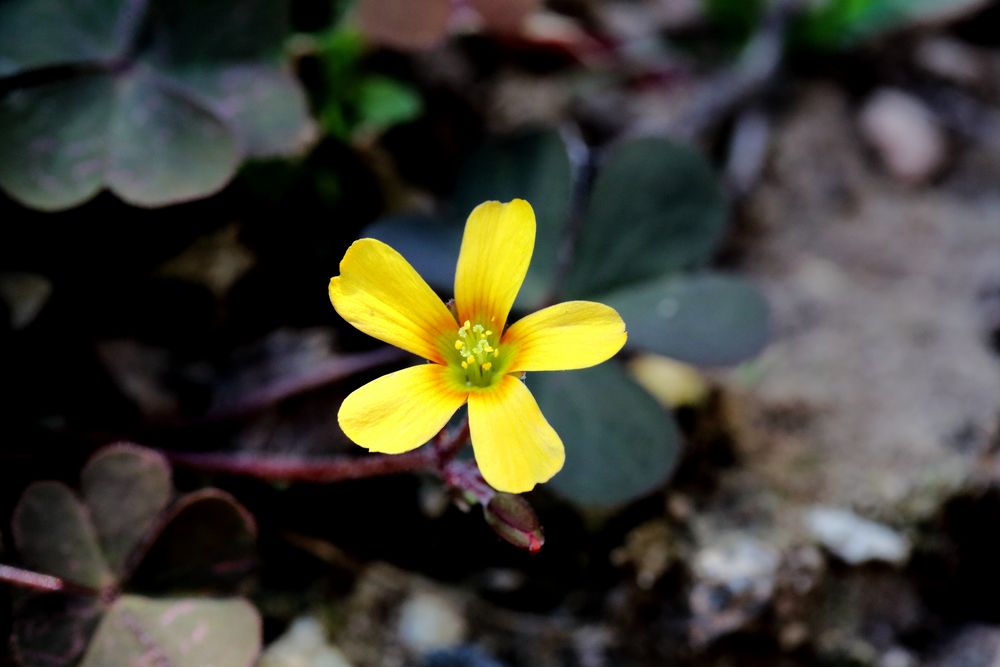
[106,67,239,206]
[167,64,316,157]
[562,138,727,299]
[11,482,114,590]
[531,364,682,507]
[603,273,770,366]
[11,594,105,667]
[79,595,261,667]
[0,75,113,210]
[0,68,240,209]
[81,444,173,577]
[131,489,257,592]
[0,0,141,77]
[356,75,422,135]
[796,0,990,49]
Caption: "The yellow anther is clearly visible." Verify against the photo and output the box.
[465,355,475,365]
[481,362,492,372]
[463,320,471,330]
[482,344,493,353]
[454,340,465,350]
[484,330,493,337]
[461,361,468,369]
[473,324,484,334]
[493,349,499,357]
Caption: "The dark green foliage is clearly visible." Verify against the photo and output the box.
[309,28,423,140]
[532,364,682,508]
[0,0,314,210]
[601,273,770,366]
[8,444,260,667]
[367,130,770,506]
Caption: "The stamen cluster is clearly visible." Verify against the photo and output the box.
[454,320,501,386]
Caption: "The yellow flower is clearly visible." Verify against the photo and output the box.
[329,199,627,493]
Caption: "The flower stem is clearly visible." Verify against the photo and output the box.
[0,564,98,596]
[167,417,472,484]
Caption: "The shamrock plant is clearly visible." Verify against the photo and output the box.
[0,0,315,210]
[330,199,628,493]
[369,130,770,506]
[1,444,260,667]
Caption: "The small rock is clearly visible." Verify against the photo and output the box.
[879,647,918,667]
[805,506,911,565]
[689,534,780,645]
[397,592,467,655]
[914,37,986,86]
[858,88,946,185]
[258,616,353,667]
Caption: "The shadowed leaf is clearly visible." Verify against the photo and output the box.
[368,130,572,310]
[603,273,770,366]
[147,0,287,64]
[0,68,239,210]
[532,363,681,507]
[130,489,257,592]
[452,130,572,310]
[105,66,239,207]
[81,444,173,577]
[12,482,114,590]
[79,595,261,667]
[562,138,727,299]
[0,75,113,211]
[0,0,141,77]
[167,64,316,158]
[11,594,105,667]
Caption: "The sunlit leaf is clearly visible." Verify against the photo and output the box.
[79,595,261,667]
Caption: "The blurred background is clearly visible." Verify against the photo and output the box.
[2,0,1000,665]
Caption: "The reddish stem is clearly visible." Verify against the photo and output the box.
[0,564,100,597]
[168,417,472,484]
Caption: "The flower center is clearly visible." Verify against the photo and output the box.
[453,320,502,388]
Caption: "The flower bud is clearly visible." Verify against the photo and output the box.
[483,493,544,553]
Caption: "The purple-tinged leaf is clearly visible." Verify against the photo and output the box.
[11,594,105,667]
[130,489,257,592]
[12,482,115,591]
[81,444,173,578]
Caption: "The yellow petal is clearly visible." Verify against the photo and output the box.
[339,364,469,454]
[467,375,564,493]
[330,239,456,363]
[454,199,535,331]
[504,301,627,372]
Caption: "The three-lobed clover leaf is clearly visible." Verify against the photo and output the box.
[9,443,261,667]
[0,0,316,211]
[366,130,770,507]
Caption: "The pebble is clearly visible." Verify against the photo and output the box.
[805,506,911,566]
[858,88,946,185]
